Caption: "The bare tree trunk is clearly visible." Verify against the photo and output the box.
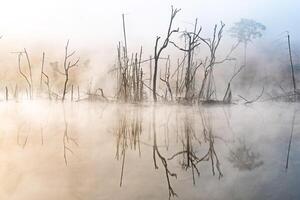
[5,86,8,101]
[153,40,159,102]
[149,55,152,87]
[62,73,69,101]
[61,40,79,101]
[152,7,180,102]
[16,52,32,100]
[40,52,45,90]
[24,49,33,99]
[287,34,297,94]
[122,14,128,59]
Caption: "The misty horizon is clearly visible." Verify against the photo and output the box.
[0,1,299,200]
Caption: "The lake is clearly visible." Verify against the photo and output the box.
[0,101,299,200]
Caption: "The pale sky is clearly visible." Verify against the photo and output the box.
[0,0,299,64]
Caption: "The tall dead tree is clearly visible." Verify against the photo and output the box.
[173,56,186,99]
[13,51,33,99]
[24,49,33,98]
[152,7,180,102]
[198,22,225,102]
[115,13,130,102]
[115,14,145,102]
[171,18,202,102]
[40,52,45,90]
[223,65,245,103]
[160,56,173,101]
[40,52,52,100]
[61,40,79,101]
[287,33,297,95]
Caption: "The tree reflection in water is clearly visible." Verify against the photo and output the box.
[168,109,223,186]
[114,106,227,199]
[228,138,263,171]
[152,107,178,199]
[115,108,142,186]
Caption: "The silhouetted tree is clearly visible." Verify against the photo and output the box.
[198,22,226,102]
[229,18,266,66]
[61,40,80,101]
[13,50,33,99]
[170,18,202,102]
[153,6,180,102]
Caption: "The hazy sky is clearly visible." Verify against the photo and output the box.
[0,0,299,63]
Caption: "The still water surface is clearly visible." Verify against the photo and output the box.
[0,101,299,200]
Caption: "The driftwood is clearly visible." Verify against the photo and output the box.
[238,87,264,104]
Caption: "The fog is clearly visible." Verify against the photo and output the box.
[0,1,299,199]
[0,0,299,97]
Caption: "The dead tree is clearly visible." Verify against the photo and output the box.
[114,14,145,102]
[238,87,264,104]
[170,18,202,102]
[115,14,130,102]
[116,43,144,102]
[13,51,33,99]
[160,56,173,101]
[223,65,245,103]
[40,52,52,100]
[173,56,187,100]
[152,6,180,102]
[61,40,79,101]
[24,49,33,99]
[287,33,297,96]
[40,52,45,90]
[198,22,226,102]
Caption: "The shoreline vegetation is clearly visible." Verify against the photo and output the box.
[0,7,299,105]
